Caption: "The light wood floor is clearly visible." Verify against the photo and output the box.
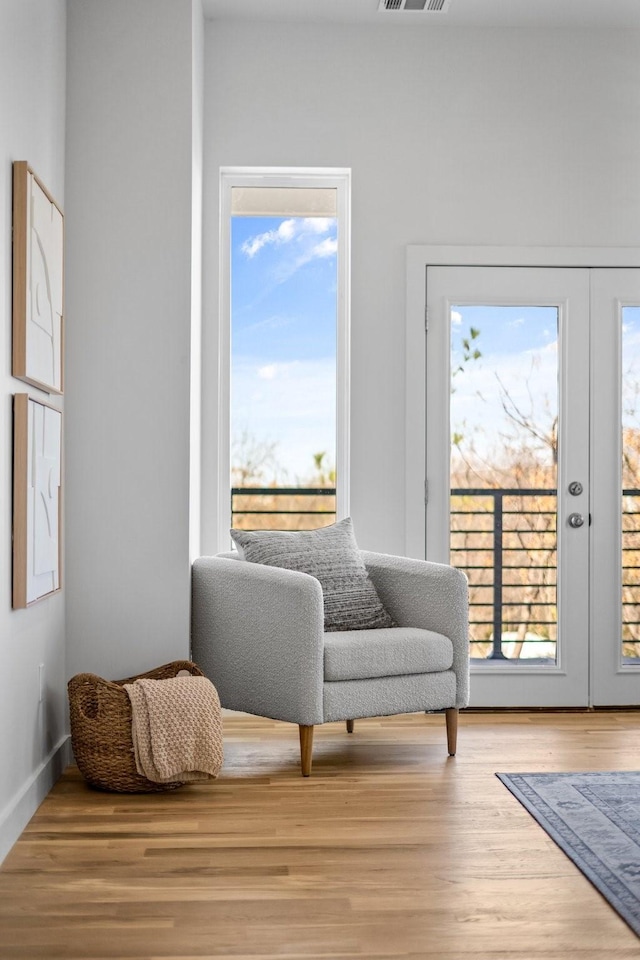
[1,711,640,959]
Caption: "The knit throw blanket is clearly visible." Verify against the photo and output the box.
[124,676,223,783]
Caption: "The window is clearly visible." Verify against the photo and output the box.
[218,168,350,546]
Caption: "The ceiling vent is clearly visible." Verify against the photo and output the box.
[378,0,451,13]
[378,0,452,11]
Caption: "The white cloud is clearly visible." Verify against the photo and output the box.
[238,216,338,298]
[451,310,463,326]
[303,217,333,234]
[256,360,311,381]
[241,233,269,258]
[312,237,338,258]
[278,219,297,241]
[242,218,298,258]
[241,217,333,259]
[291,237,338,273]
[232,357,336,481]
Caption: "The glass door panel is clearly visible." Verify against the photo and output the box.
[450,305,559,664]
[426,266,590,707]
[425,264,640,707]
[591,270,640,705]
[622,305,640,663]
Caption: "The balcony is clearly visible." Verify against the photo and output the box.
[231,485,640,662]
[231,486,337,532]
[451,487,558,663]
[456,487,640,663]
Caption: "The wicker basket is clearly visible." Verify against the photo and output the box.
[68,660,205,793]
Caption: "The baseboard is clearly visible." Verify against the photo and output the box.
[0,734,73,867]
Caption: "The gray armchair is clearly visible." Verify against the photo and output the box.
[191,550,469,776]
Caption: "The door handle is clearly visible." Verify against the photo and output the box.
[568,513,585,528]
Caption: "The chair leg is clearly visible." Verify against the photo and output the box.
[299,724,314,777]
[445,708,458,756]
[346,719,354,734]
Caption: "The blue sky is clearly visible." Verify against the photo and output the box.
[623,306,640,431]
[230,232,640,486]
[450,304,560,468]
[231,215,337,484]
[451,303,640,468]
[451,304,558,357]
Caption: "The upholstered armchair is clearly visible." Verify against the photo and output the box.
[191,544,469,776]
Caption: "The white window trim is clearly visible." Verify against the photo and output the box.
[218,167,351,551]
[405,244,640,561]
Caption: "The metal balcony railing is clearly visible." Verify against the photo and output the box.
[231,486,337,531]
[230,485,640,662]
[622,489,640,657]
[451,488,558,661]
[453,486,640,662]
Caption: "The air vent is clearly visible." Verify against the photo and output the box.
[378,0,452,11]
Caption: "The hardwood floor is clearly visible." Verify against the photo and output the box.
[1,711,639,959]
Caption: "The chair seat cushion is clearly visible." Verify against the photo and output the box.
[323,627,453,682]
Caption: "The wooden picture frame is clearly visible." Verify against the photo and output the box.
[13,394,62,609]
[12,161,64,394]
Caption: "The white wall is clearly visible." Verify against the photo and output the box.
[65,0,199,681]
[0,0,68,864]
[191,0,204,562]
[201,21,640,555]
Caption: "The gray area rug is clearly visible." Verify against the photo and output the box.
[497,771,640,937]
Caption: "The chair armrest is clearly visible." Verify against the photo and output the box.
[362,551,470,708]
[191,557,325,725]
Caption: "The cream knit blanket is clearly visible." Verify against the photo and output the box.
[124,676,223,783]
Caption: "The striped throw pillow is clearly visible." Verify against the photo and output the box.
[230,518,395,632]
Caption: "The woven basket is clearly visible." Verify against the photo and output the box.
[68,660,205,793]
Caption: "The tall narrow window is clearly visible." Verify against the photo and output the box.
[219,170,350,546]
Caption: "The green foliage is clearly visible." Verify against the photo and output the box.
[452,325,483,443]
[311,451,336,486]
[461,326,482,363]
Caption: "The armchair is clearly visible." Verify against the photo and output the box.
[191,550,469,776]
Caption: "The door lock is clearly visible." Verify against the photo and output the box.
[568,512,585,528]
[568,481,583,496]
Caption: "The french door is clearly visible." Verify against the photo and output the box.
[425,265,640,707]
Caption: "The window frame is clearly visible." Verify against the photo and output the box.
[218,167,351,550]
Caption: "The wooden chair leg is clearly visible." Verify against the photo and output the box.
[445,708,458,756]
[299,724,314,777]
[346,719,354,734]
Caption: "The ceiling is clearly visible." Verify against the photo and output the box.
[201,0,640,28]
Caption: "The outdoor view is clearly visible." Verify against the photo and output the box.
[452,302,640,663]
[622,306,640,661]
[229,223,640,664]
[450,305,559,663]
[230,212,338,530]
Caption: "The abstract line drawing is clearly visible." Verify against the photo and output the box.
[13,394,62,608]
[12,161,64,394]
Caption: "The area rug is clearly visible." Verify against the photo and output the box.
[497,771,640,937]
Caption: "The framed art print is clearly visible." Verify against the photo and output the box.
[12,161,64,394]
[13,394,62,608]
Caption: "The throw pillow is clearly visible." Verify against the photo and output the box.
[230,517,396,632]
